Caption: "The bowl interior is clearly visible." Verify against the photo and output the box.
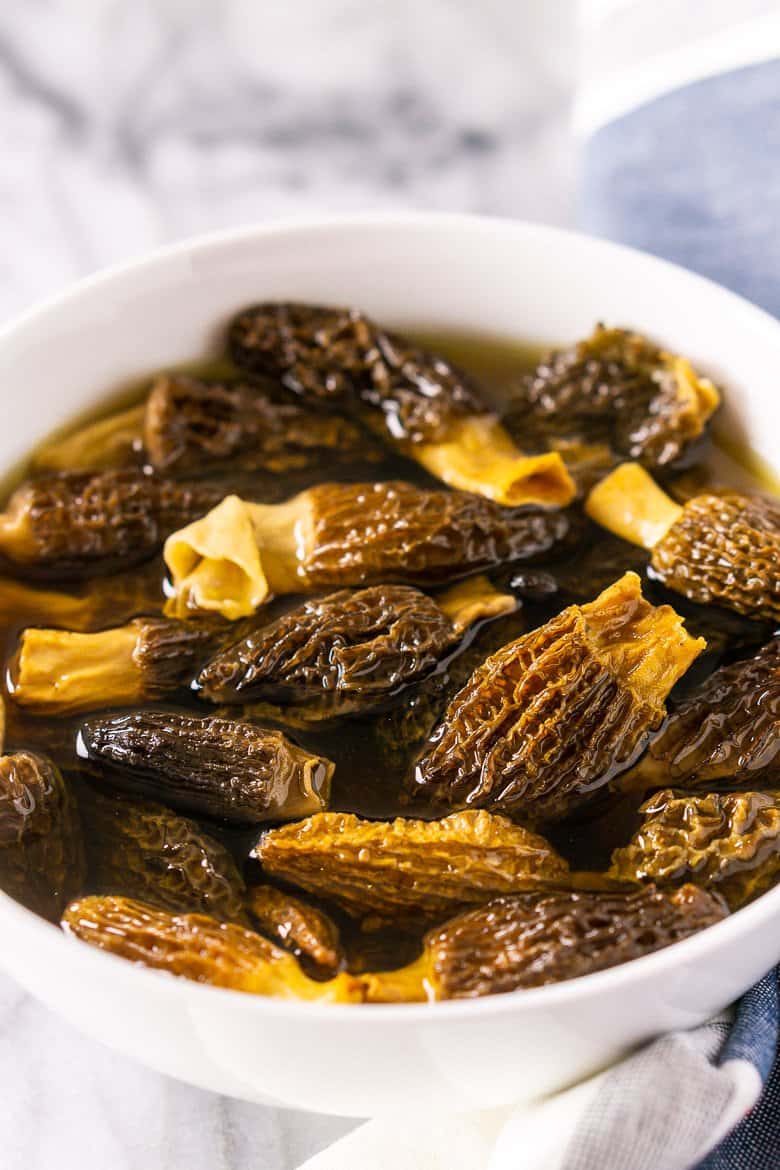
[0,214,779,1114]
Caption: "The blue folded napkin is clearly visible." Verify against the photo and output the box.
[582,57,780,1170]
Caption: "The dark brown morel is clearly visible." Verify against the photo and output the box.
[255,809,570,918]
[79,787,247,921]
[411,572,704,822]
[362,884,728,1001]
[143,372,375,474]
[587,463,780,622]
[229,302,484,436]
[10,616,224,715]
[62,895,363,1001]
[509,325,719,470]
[165,482,577,619]
[625,639,780,790]
[610,790,780,909]
[0,470,221,579]
[0,752,85,920]
[246,884,344,977]
[228,303,574,506]
[77,711,333,824]
[196,577,515,711]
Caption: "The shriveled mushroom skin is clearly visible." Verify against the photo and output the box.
[144,372,373,474]
[229,303,485,444]
[412,572,704,821]
[256,809,570,918]
[509,326,719,469]
[629,639,780,789]
[196,583,510,710]
[79,787,247,921]
[302,481,577,587]
[246,884,344,977]
[0,470,221,578]
[78,711,333,824]
[426,884,728,998]
[61,894,362,1001]
[652,492,780,622]
[198,585,454,707]
[0,752,85,920]
[610,790,780,909]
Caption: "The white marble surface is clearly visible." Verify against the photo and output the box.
[0,2,577,1166]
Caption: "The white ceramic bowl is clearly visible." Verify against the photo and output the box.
[0,214,779,1118]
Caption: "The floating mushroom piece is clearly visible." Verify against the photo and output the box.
[79,787,247,921]
[610,789,780,910]
[77,711,333,824]
[0,752,85,921]
[0,470,222,579]
[246,884,344,978]
[228,302,575,507]
[411,571,704,822]
[586,463,780,621]
[62,895,363,1001]
[164,481,578,620]
[255,809,570,919]
[623,639,780,791]
[362,884,729,1001]
[9,616,226,716]
[508,325,720,471]
[196,577,516,712]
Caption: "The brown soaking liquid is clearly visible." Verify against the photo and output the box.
[0,330,776,972]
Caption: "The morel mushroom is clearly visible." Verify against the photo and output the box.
[509,325,720,470]
[0,470,221,579]
[0,752,85,921]
[196,577,516,711]
[77,711,333,824]
[411,572,704,821]
[623,639,780,790]
[228,302,575,506]
[586,463,780,621]
[363,884,728,1001]
[255,809,570,918]
[62,895,363,1001]
[164,482,577,619]
[79,787,247,921]
[9,616,225,716]
[610,789,780,909]
[246,884,344,978]
[143,373,377,474]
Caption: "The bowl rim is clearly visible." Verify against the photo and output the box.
[1,209,779,1022]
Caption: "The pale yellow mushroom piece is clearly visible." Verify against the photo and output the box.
[410,416,575,507]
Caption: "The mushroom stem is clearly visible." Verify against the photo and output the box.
[436,574,517,634]
[9,625,143,715]
[412,415,575,507]
[32,405,145,472]
[586,462,683,549]
[164,494,309,619]
[360,953,435,1003]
